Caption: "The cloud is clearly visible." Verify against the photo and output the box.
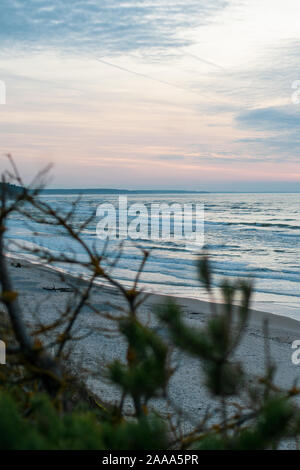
[0,0,228,54]
[235,106,300,131]
[235,135,300,159]
[234,105,300,160]
[156,154,185,161]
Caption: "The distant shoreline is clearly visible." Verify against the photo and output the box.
[41,189,209,195]
[40,189,300,195]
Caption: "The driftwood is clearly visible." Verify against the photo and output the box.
[42,286,74,293]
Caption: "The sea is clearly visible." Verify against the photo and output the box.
[5,192,300,320]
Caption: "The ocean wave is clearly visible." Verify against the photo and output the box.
[5,193,300,310]
[205,220,300,230]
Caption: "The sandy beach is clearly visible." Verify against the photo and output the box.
[4,256,300,447]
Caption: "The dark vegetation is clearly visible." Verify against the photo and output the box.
[0,182,24,196]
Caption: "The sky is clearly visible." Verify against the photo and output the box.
[0,0,300,191]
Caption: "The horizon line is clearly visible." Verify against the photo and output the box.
[40,188,300,194]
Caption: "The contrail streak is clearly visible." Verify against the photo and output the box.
[184,51,225,71]
[95,57,194,93]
